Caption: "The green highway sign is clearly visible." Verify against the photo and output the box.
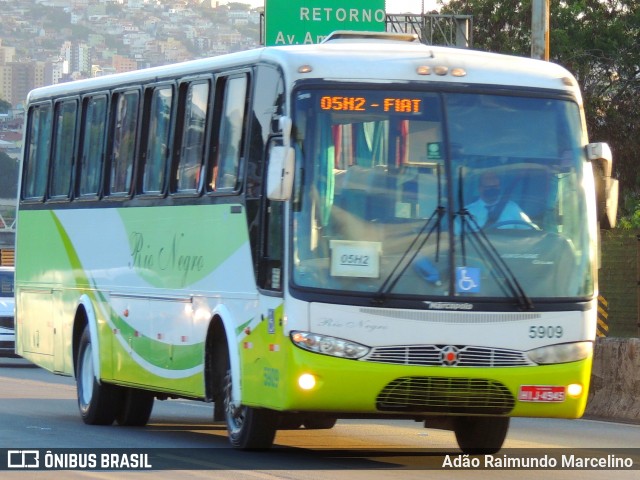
[265,0,386,46]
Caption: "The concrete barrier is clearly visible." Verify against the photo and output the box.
[586,337,640,423]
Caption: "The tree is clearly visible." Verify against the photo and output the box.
[0,98,10,113]
[441,0,640,222]
[442,0,533,55]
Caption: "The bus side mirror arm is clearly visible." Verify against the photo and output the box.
[587,142,618,229]
[280,116,292,148]
[266,116,295,201]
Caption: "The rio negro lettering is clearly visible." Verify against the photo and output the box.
[129,232,204,286]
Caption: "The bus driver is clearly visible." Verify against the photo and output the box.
[461,170,535,230]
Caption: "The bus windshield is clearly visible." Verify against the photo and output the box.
[292,87,592,301]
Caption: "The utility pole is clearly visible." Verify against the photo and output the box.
[531,0,549,60]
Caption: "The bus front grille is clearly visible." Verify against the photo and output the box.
[364,345,535,367]
[376,376,515,414]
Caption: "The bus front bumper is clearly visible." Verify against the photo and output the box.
[243,346,592,419]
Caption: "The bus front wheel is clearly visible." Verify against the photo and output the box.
[453,416,510,455]
[223,369,278,449]
[76,327,120,425]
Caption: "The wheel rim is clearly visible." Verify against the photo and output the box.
[78,343,94,411]
[223,370,245,435]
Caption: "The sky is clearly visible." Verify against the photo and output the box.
[219,1,442,14]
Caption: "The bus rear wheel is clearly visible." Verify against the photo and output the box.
[453,416,510,455]
[223,369,278,449]
[115,388,155,426]
[76,327,120,425]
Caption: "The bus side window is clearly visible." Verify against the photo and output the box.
[210,74,248,192]
[23,104,53,200]
[143,86,174,194]
[175,81,210,193]
[246,65,284,284]
[50,100,78,199]
[259,200,284,292]
[77,95,108,197]
[108,91,139,196]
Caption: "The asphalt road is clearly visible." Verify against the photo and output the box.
[0,357,638,479]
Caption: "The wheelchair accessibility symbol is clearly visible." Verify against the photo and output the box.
[455,267,480,293]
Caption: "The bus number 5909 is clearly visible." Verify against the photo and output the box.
[529,325,563,339]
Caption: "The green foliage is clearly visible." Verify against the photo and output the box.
[617,191,640,229]
[442,0,533,55]
[441,0,640,227]
[0,98,10,113]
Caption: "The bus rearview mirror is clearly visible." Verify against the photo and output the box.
[266,144,295,201]
[588,142,618,229]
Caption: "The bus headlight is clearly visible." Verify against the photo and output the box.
[527,342,593,365]
[291,331,370,359]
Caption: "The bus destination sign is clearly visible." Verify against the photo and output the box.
[319,95,422,114]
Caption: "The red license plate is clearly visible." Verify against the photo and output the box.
[518,385,566,402]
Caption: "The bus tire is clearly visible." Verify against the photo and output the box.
[454,416,510,455]
[76,327,119,425]
[223,369,278,449]
[115,388,155,426]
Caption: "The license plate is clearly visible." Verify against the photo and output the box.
[518,385,566,402]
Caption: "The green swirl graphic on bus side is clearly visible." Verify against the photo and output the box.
[44,206,252,378]
[50,212,202,371]
[119,204,248,289]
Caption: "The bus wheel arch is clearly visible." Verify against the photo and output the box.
[205,314,233,421]
[72,305,88,376]
[72,296,100,381]
[204,312,278,448]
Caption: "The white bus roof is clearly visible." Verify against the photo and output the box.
[26,32,581,104]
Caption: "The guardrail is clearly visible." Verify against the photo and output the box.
[385,14,473,48]
[0,199,15,233]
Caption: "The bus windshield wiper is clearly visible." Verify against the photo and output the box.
[373,205,446,305]
[374,165,445,304]
[456,203,534,311]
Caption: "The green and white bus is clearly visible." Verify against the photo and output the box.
[16,32,618,453]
